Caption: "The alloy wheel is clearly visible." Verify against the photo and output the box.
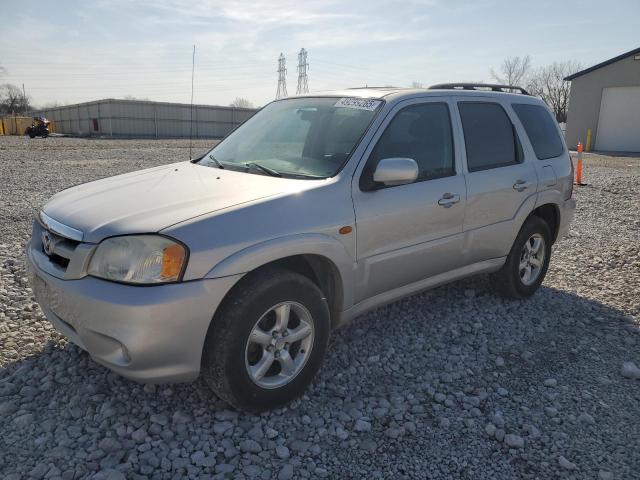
[519,233,546,286]
[244,301,314,389]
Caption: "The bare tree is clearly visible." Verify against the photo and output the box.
[0,83,31,114]
[229,97,253,108]
[0,64,6,80]
[411,81,424,89]
[490,55,531,86]
[527,61,581,123]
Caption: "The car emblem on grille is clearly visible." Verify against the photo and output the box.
[41,230,55,256]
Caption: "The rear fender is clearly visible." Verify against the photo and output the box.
[535,189,564,211]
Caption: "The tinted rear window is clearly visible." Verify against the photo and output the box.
[512,103,564,159]
[458,102,519,172]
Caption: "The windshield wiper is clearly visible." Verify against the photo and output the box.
[286,172,326,179]
[245,162,282,177]
[208,154,225,169]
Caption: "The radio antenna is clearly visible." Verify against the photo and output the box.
[189,44,196,160]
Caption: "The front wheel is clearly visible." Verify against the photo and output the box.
[493,216,552,299]
[201,268,330,411]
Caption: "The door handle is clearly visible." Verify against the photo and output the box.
[438,192,460,208]
[513,180,532,192]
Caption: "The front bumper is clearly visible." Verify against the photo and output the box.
[27,242,243,383]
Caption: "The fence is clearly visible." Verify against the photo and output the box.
[30,99,257,139]
[0,116,46,136]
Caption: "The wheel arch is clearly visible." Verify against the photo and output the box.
[528,203,560,243]
[205,234,354,328]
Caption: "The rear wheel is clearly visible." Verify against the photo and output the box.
[493,216,552,299]
[201,268,330,411]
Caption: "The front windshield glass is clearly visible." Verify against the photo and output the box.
[199,97,383,178]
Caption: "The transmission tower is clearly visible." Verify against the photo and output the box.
[296,48,309,94]
[276,53,287,99]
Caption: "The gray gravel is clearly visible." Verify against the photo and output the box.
[1,136,639,479]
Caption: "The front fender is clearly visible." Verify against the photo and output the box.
[204,233,356,310]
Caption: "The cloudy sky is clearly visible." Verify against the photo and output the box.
[1,0,638,108]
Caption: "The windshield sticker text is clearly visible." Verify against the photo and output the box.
[334,98,382,111]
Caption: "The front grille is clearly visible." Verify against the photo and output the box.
[35,224,76,272]
[31,219,93,280]
[48,252,70,269]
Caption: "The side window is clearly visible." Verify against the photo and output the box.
[361,103,454,190]
[458,102,520,172]
[512,103,564,159]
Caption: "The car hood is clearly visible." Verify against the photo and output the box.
[42,161,313,243]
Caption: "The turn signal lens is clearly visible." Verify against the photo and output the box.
[161,244,186,280]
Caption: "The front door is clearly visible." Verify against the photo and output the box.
[352,98,467,303]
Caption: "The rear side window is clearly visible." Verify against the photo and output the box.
[458,102,519,172]
[512,103,564,159]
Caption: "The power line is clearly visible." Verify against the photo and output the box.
[296,48,309,95]
[276,53,287,99]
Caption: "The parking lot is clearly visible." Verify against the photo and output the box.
[0,136,639,479]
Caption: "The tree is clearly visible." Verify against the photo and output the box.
[411,81,424,89]
[229,97,253,108]
[0,83,31,114]
[490,55,531,87]
[527,61,581,123]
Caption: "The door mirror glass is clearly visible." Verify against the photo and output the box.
[373,158,419,186]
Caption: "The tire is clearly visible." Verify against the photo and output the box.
[201,267,330,411]
[28,130,36,139]
[493,216,552,299]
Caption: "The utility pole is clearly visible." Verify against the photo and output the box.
[296,48,309,95]
[276,53,287,99]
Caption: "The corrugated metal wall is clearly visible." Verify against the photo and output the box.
[33,99,256,139]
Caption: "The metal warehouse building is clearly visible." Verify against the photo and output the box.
[34,99,257,138]
[564,47,640,152]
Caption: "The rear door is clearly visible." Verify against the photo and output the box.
[454,98,538,264]
[352,97,466,302]
[511,101,573,204]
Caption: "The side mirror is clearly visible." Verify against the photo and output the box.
[373,158,419,186]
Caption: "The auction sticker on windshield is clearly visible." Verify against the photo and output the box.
[334,98,382,111]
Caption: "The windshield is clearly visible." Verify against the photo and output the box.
[198,97,383,178]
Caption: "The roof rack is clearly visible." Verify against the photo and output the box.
[429,83,530,95]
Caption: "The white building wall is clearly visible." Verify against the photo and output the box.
[34,99,256,138]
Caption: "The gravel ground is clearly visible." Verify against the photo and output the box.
[1,136,639,480]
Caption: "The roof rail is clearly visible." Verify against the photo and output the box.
[429,83,530,95]
[345,86,400,90]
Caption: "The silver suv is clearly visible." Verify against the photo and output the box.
[27,85,576,411]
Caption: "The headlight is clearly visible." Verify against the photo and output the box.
[88,235,187,284]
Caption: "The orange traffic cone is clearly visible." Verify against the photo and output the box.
[575,142,585,186]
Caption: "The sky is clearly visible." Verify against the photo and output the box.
[1,0,638,108]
